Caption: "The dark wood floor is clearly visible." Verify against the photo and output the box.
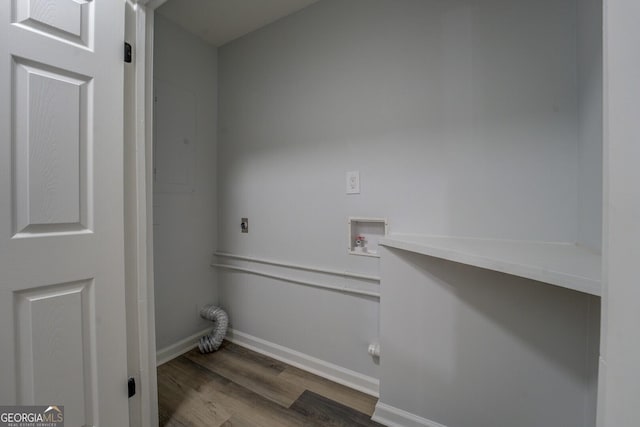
[158,341,383,426]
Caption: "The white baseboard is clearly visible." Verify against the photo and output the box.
[226,328,379,397]
[372,403,448,427]
[156,328,210,366]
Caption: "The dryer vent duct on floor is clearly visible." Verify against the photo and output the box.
[198,305,229,353]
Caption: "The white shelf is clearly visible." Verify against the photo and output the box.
[379,234,602,296]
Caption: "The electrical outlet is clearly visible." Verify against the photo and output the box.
[241,218,248,233]
[346,171,360,194]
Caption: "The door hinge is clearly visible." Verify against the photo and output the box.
[128,377,136,398]
[124,42,133,63]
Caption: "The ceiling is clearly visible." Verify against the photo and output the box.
[157,0,320,47]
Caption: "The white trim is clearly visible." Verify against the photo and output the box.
[212,263,381,298]
[214,252,380,282]
[137,5,159,426]
[124,3,158,427]
[124,0,160,425]
[372,403,449,427]
[227,329,380,397]
[156,328,211,366]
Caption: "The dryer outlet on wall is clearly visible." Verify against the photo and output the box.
[346,171,360,194]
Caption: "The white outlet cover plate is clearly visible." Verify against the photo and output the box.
[346,170,360,194]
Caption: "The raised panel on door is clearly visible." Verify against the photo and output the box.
[15,280,96,426]
[12,0,92,47]
[12,57,91,236]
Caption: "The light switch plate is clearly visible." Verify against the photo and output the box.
[346,171,360,194]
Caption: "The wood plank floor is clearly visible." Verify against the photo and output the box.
[158,341,383,427]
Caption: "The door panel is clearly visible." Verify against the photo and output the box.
[0,1,128,426]
[15,280,95,427]
[13,58,90,235]
[13,0,91,46]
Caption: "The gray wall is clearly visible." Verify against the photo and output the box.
[217,0,596,383]
[577,0,603,253]
[153,14,218,350]
[219,0,585,248]
[576,1,603,422]
[378,247,600,427]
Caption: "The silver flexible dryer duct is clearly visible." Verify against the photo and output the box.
[198,305,229,354]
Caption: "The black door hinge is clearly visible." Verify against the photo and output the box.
[128,377,136,398]
[124,42,132,63]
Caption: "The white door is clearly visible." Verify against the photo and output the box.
[0,1,129,426]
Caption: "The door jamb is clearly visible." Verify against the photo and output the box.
[124,1,168,426]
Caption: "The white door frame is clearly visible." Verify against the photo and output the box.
[126,0,640,425]
[123,1,169,426]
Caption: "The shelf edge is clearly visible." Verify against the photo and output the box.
[379,237,602,297]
